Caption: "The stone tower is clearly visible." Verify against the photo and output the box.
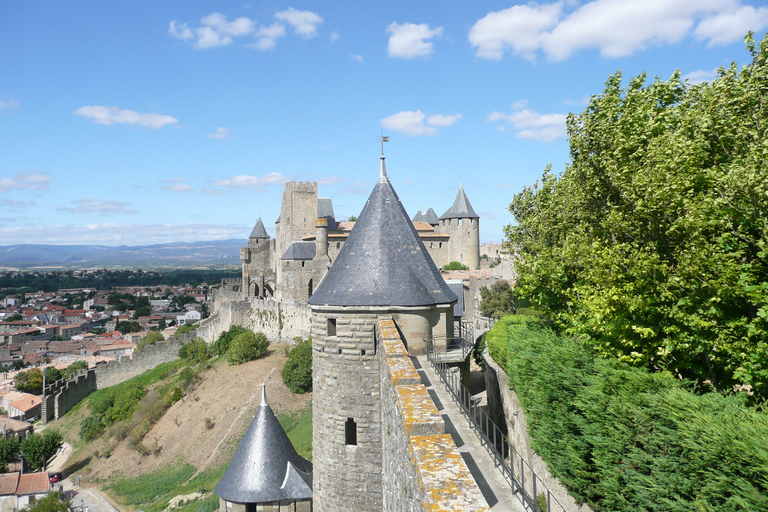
[308,152,457,511]
[240,217,274,298]
[275,182,318,298]
[439,184,480,269]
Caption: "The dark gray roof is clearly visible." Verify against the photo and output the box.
[249,218,269,239]
[412,209,424,222]
[215,385,312,504]
[317,198,336,230]
[423,207,439,226]
[440,185,479,219]
[308,165,457,307]
[281,241,316,260]
[446,279,464,317]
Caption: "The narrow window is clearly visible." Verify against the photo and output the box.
[327,318,337,336]
[345,418,358,445]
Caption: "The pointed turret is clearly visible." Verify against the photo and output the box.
[423,206,439,226]
[440,184,479,220]
[249,217,270,239]
[214,384,312,504]
[412,208,425,223]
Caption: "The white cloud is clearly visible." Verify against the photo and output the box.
[694,4,768,46]
[208,127,231,139]
[469,3,562,60]
[161,178,193,192]
[387,22,443,58]
[0,199,36,207]
[316,176,344,185]
[74,106,178,129]
[330,31,340,43]
[382,110,462,136]
[682,68,719,84]
[470,0,768,61]
[211,173,290,188]
[275,8,323,38]
[351,54,363,62]
[168,20,194,41]
[56,199,138,215]
[0,95,20,110]
[252,23,287,51]
[426,114,462,127]
[170,13,255,49]
[0,171,52,193]
[478,210,496,219]
[0,223,247,245]
[487,102,567,142]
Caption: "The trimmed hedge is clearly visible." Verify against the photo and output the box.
[487,316,768,512]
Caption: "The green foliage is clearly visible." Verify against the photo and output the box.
[507,34,768,397]
[479,280,516,319]
[23,492,70,512]
[14,368,42,393]
[281,339,312,394]
[83,382,146,437]
[109,463,197,508]
[179,338,209,364]
[63,360,89,380]
[20,431,63,471]
[488,318,768,511]
[117,321,141,334]
[79,415,106,442]
[5,313,23,322]
[0,437,20,472]
[175,322,197,335]
[210,325,248,356]
[442,261,469,270]
[44,366,63,384]
[138,330,164,351]
[226,331,269,365]
[277,403,313,461]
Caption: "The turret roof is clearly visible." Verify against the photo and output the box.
[423,206,440,225]
[412,209,424,223]
[249,218,269,239]
[215,385,312,504]
[308,156,457,307]
[440,185,479,219]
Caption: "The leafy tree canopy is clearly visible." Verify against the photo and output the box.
[479,280,516,319]
[282,338,312,394]
[227,331,269,365]
[20,431,63,472]
[23,492,71,512]
[506,33,768,398]
[14,368,43,393]
[443,261,469,271]
[0,438,20,472]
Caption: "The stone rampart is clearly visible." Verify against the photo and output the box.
[483,348,593,512]
[379,318,489,511]
[95,335,186,389]
[206,297,311,346]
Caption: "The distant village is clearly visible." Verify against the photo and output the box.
[0,275,212,424]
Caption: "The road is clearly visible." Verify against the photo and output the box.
[46,442,121,512]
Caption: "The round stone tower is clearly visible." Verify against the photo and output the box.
[439,184,480,269]
[307,152,457,511]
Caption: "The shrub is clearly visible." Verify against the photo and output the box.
[443,261,469,270]
[210,325,249,356]
[80,415,106,442]
[179,337,209,364]
[137,330,164,351]
[479,280,516,319]
[282,338,312,394]
[175,322,197,335]
[226,331,269,365]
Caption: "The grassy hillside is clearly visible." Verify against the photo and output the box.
[55,346,312,512]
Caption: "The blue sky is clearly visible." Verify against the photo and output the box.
[2,0,767,246]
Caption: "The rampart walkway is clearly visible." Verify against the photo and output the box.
[414,355,524,512]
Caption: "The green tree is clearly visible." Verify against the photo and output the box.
[282,338,313,393]
[14,368,43,393]
[157,316,167,330]
[210,325,249,356]
[0,437,20,472]
[507,34,768,397]
[20,431,63,471]
[179,337,209,364]
[63,360,89,379]
[227,331,269,365]
[117,321,141,334]
[137,330,164,351]
[23,491,70,512]
[44,366,63,385]
[5,313,24,322]
[479,280,516,319]
[443,261,469,270]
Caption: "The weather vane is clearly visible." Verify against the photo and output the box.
[377,135,389,155]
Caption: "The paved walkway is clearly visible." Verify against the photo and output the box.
[414,355,525,512]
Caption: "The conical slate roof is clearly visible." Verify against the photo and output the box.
[308,156,457,307]
[249,218,270,239]
[440,185,479,219]
[423,206,440,226]
[412,209,424,222]
[215,385,312,504]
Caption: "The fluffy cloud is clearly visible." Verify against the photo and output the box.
[0,223,247,245]
[275,8,323,37]
[161,178,193,192]
[0,199,36,207]
[0,171,52,193]
[682,68,719,84]
[170,9,322,51]
[208,127,231,139]
[56,199,138,215]
[381,110,462,136]
[211,173,290,188]
[75,106,178,129]
[387,22,443,58]
[469,0,768,61]
[487,102,567,142]
[0,95,20,110]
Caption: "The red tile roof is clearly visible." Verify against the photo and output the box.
[0,472,19,495]
[16,472,49,495]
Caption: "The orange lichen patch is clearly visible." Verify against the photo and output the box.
[410,434,491,512]
[379,318,409,358]
[396,384,444,436]
[387,355,422,386]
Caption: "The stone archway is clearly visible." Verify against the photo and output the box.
[264,282,275,298]
[251,282,260,298]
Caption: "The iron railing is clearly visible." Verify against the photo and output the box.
[426,343,567,512]
[424,335,475,360]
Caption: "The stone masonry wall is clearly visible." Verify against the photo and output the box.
[95,336,185,389]
[483,349,593,512]
[379,318,490,511]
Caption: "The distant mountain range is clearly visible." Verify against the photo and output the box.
[0,240,247,268]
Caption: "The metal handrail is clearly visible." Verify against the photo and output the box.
[426,346,567,512]
[424,335,475,360]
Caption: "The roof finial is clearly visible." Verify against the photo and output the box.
[260,383,267,406]
[377,133,390,183]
